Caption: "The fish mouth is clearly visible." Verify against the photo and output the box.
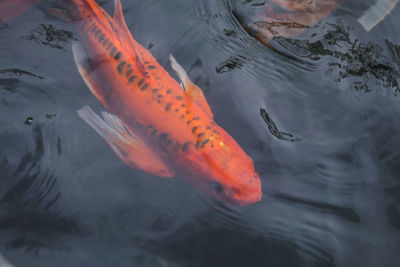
[219,187,262,206]
[230,192,262,206]
[224,174,262,206]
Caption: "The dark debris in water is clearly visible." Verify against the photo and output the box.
[25,116,34,125]
[223,29,237,38]
[278,24,400,94]
[46,113,56,119]
[260,108,302,142]
[216,56,245,73]
[0,68,43,80]
[22,24,77,51]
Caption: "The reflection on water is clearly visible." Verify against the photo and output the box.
[275,26,400,94]
[0,253,13,267]
[0,0,399,266]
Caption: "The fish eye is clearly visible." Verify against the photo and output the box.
[210,181,224,193]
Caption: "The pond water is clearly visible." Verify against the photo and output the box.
[0,0,399,266]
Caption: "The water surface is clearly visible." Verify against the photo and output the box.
[0,0,399,266]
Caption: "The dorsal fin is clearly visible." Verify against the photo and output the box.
[113,0,126,32]
[169,55,213,118]
[111,0,133,52]
[112,0,149,78]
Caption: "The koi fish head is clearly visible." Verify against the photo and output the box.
[181,129,262,206]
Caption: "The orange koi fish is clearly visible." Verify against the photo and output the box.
[0,0,40,23]
[60,0,262,205]
[247,0,340,44]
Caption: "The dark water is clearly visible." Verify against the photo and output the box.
[1,0,400,266]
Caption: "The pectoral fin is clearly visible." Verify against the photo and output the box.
[77,106,175,178]
[169,54,213,118]
[72,41,110,108]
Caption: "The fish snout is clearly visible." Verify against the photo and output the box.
[227,173,262,206]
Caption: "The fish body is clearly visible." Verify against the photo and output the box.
[0,0,40,23]
[246,0,340,44]
[62,0,262,205]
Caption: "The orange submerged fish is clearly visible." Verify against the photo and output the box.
[0,0,40,23]
[60,0,262,205]
[246,0,340,44]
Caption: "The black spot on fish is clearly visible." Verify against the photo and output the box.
[200,139,210,148]
[137,79,144,87]
[95,29,101,38]
[193,116,200,120]
[166,89,172,94]
[102,38,109,47]
[128,75,137,84]
[181,104,185,108]
[192,126,198,133]
[126,69,133,78]
[84,20,90,28]
[187,120,192,125]
[106,42,112,50]
[140,83,148,91]
[182,142,191,152]
[198,132,205,138]
[148,65,156,69]
[176,95,183,100]
[152,129,158,140]
[175,109,179,112]
[110,47,116,57]
[165,103,172,111]
[152,88,159,93]
[114,52,121,60]
[117,61,126,74]
[159,133,171,147]
[98,33,105,42]
[91,25,97,33]
[136,122,144,128]
[173,142,180,151]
